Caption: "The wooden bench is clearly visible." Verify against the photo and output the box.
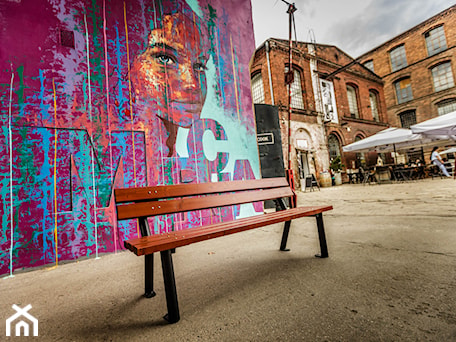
[114,177,333,324]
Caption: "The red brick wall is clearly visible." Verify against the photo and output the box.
[251,39,389,181]
[359,5,456,125]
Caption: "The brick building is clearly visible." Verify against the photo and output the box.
[250,38,388,186]
[358,5,456,161]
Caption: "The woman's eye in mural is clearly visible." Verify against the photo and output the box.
[193,62,207,73]
[155,53,176,66]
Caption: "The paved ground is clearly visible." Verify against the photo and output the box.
[1,178,456,341]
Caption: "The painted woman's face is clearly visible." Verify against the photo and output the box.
[131,12,208,128]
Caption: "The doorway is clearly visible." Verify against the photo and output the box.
[297,150,311,179]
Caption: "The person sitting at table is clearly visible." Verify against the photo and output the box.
[431,146,451,177]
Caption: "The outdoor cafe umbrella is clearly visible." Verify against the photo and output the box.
[440,146,456,154]
[342,127,449,153]
[410,110,456,138]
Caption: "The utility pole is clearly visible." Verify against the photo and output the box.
[282,0,297,207]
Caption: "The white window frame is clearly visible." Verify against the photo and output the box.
[285,66,305,110]
[390,45,407,72]
[425,25,447,56]
[251,72,265,104]
[346,85,359,118]
[431,62,454,92]
[369,91,379,122]
[437,98,456,116]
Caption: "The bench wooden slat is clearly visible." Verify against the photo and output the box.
[114,177,289,203]
[117,186,293,220]
[124,205,333,256]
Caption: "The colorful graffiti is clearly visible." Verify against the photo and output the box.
[0,0,259,276]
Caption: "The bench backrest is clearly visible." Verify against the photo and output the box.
[115,177,293,221]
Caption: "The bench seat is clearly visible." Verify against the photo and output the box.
[124,205,333,256]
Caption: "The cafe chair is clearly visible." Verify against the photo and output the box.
[360,167,376,185]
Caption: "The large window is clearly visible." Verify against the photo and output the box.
[251,72,265,104]
[390,45,407,72]
[285,66,305,110]
[369,90,380,122]
[437,98,456,116]
[394,77,413,104]
[399,110,416,128]
[328,134,341,160]
[425,25,447,56]
[363,60,374,72]
[431,62,454,92]
[346,85,359,118]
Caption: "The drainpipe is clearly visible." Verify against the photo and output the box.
[265,40,275,105]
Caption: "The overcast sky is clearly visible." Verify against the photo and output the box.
[251,0,456,58]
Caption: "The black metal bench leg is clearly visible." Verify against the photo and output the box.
[144,254,156,298]
[280,220,291,251]
[161,249,180,324]
[315,213,328,258]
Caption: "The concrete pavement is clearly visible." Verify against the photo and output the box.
[1,178,455,341]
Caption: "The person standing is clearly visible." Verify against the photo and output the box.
[431,146,451,177]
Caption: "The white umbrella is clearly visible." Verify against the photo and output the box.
[342,127,449,153]
[410,110,456,138]
[440,146,456,154]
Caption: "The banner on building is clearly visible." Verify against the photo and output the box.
[320,79,338,123]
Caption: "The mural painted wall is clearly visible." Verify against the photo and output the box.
[0,0,260,277]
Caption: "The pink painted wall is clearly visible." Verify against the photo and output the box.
[0,0,260,276]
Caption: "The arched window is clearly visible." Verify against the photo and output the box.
[437,98,456,116]
[346,85,359,118]
[394,77,413,104]
[328,134,341,160]
[285,66,304,110]
[369,90,380,122]
[389,45,407,72]
[251,72,265,104]
[431,62,454,92]
[425,25,447,56]
[398,110,416,128]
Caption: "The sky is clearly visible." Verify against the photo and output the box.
[251,0,456,58]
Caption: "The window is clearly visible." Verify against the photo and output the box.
[394,77,413,104]
[285,66,305,110]
[328,134,341,160]
[399,110,416,128]
[425,25,447,56]
[390,45,407,72]
[431,62,454,92]
[369,91,379,122]
[437,98,456,116]
[363,60,374,72]
[251,72,265,104]
[346,85,359,118]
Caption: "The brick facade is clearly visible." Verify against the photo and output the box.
[251,39,388,185]
[358,5,456,128]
